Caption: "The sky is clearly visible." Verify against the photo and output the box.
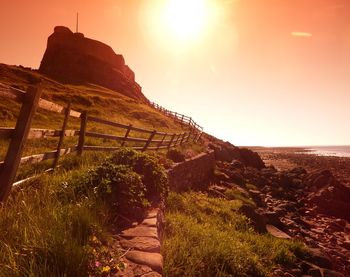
[1,0,350,146]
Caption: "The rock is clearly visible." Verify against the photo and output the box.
[238,204,267,233]
[121,226,158,239]
[290,167,307,175]
[307,268,322,277]
[290,268,302,276]
[120,262,154,277]
[39,26,147,103]
[263,211,285,229]
[273,269,285,276]
[208,142,265,169]
[146,209,159,219]
[304,170,350,221]
[230,159,244,169]
[341,241,350,250]
[141,217,157,227]
[266,224,291,239]
[142,272,162,277]
[126,251,163,273]
[119,237,160,253]
[238,148,265,169]
[323,269,345,277]
[299,261,312,273]
[306,248,333,269]
[248,189,265,207]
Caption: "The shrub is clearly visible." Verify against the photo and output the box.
[109,148,168,202]
[166,149,186,163]
[88,163,149,217]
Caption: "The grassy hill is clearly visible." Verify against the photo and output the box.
[0,63,193,175]
[0,63,202,276]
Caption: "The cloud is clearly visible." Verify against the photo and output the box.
[291,32,312,38]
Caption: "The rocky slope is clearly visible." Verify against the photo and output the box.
[206,138,349,276]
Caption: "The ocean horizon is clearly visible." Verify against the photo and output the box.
[304,145,350,157]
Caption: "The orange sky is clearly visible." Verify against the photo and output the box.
[1,0,350,146]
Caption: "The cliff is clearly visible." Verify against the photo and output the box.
[39,26,148,103]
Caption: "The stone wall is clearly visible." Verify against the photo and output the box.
[167,150,215,192]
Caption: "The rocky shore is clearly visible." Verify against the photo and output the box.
[206,141,350,276]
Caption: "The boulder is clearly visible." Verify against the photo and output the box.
[305,248,333,269]
[305,170,350,221]
[208,142,265,170]
[238,204,267,233]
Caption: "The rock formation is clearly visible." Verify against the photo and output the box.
[39,26,148,103]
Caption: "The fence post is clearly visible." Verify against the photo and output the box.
[174,133,181,147]
[196,132,203,142]
[77,111,87,155]
[180,132,186,145]
[143,130,156,152]
[187,127,193,142]
[193,131,198,142]
[157,133,167,150]
[181,114,184,124]
[168,134,176,150]
[121,124,132,147]
[53,102,71,168]
[0,85,42,201]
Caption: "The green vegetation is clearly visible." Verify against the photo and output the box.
[0,64,190,163]
[163,192,307,277]
[0,149,169,276]
[0,152,107,277]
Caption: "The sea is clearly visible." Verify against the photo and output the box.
[305,146,350,158]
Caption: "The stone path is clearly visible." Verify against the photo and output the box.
[117,209,163,277]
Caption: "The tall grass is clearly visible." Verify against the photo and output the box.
[163,192,307,277]
[0,152,109,277]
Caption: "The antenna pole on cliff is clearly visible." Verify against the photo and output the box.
[76,12,79,33]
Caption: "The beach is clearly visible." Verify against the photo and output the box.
[251,147,350,184]
[248,146,350,274]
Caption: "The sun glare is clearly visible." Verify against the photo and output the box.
[163,0,209,41]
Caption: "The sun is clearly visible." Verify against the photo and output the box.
[162,0,210,41]
[141,0,221,50]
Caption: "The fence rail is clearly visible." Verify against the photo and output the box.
[0,82,203,201]
[150,102,203,132]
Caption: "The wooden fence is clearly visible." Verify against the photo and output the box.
[0,83,203,201]
[150,102,203,132]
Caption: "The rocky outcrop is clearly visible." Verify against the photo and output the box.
[208,141,265,169]
[212,159,349,275]
[304,169,350,221]
[39,26,148,103]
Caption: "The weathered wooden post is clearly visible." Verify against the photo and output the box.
[174,133,181,147]
[157,133,167,150]
[0,85,42,201]
[121,124,132,147]
[168,134,176,149]
[187,127,193,142]
[196,132,203,142]
[180,132,186,145]
[77,111,87,155]
[53,102,71,168]
[143,130,156,152]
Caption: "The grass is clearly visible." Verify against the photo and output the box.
[0,64,192,162]
[0,152,110,277]
[0,63,199,184]
[163,192,307,277]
